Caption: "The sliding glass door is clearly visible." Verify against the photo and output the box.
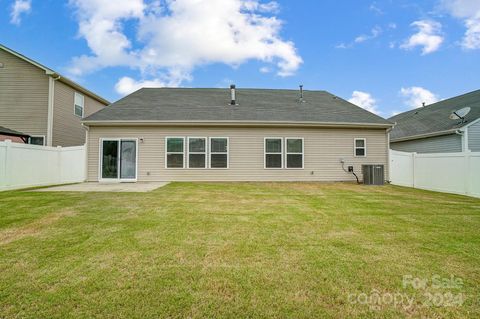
[101,139,137,181]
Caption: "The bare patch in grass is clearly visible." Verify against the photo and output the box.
[0,210,75,245]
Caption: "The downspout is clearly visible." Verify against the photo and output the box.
[455,129,468,152]
[46,74,61,146]
[386,127,392,183]
[82,123,89,182]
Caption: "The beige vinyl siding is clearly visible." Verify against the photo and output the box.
[52,81,106,146]
[0,49,48,137]
[87,126,388,182]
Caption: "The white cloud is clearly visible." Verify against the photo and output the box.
[348,91,380,115]
[442,0,480,49]
[337,26,382,48]
[10,0,31,25]
[400,86,439,108]
[68,0,302,93]
[400,20,444,55]
[354,26,382,43]
[369,3,384,15]
[115,76,173,95]
[259,66,271,73]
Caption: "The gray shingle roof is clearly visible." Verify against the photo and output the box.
[83,88,392,127]
[0,126,29,137]
[389,89,480,141]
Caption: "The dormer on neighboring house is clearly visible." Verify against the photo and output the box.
[0,44,110,147]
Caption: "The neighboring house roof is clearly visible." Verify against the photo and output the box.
[0,44,110,105]
[83,88,393,128]
[0,125,30,138]
[389,89,480,142]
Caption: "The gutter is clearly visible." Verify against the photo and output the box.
[390,129,459,143]
[81,120,394,129]
[51,73,110,105]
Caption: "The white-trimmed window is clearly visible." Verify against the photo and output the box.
[209,137,229,169]
[265,138,283,169]
[166,137,185,168]
[74,92,84,117]
[285,138,304,169]
[188,137,207,168]
[354,138,366,157]
[28,135,45,146]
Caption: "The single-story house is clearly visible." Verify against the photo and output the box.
[390,89,480,153]
[82,87,393,182]
[0,125,29,143]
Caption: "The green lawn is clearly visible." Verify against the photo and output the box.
[0,182,479,318]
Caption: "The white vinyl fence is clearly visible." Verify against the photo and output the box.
[0,140,86,191]
[390,150,480,198]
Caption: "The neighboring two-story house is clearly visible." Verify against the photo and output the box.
[0,44,109,147]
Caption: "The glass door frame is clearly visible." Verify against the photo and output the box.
[99,138,138,182]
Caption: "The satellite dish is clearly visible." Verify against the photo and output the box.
[449,107,471,121]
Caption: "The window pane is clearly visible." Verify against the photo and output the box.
[287,139,302,153]
[167,138,184,152]
[167,154,184,168]
[287,154,303,168]
[355,139,365,147]
[211,138,227,153]
[189,138,206,152]
[75,93,84,106]
[211,154,227,168]
[120,141,136,179]
[356,148,365,156]
[265,139,282,153]
[189,154,206,168]
[266,154,282,168]
[29,136,44,145]
[74,104,83,117]
[102,140,118,178]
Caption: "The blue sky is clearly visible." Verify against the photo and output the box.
[1,0,479,118]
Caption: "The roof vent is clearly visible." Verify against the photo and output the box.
[298,85,305,103]
[230,84,236,105]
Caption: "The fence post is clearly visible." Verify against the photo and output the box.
[57,146,63,184]
[412,152,417,188]
[4,140,13,188]
[83,143,88,182]
[465,150,471,196]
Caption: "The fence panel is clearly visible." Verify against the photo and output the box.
[469,153,480,198]
[389,150,414,187]
[390,150,480,198]
[0,140,86,191]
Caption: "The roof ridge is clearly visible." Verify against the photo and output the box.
[141,87,328,92]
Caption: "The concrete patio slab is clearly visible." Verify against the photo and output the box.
[34,182,169,193]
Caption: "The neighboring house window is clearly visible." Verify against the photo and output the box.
[166,137,185,168]
[210,138,229,168]
[286,138,304,169]
[265,138,283,169]
[354,138,366,157]
[28,136,45,146]
[74,92,84,117]
[188,137,207,168]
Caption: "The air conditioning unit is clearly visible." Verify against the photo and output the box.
[362,165,385,185]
